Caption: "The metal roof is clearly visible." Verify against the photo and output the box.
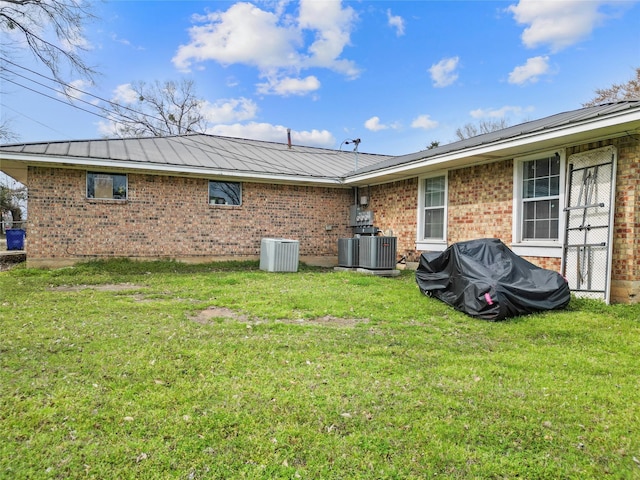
[0,133,391,183]
[2,101,639,186]
[350,100,640,178]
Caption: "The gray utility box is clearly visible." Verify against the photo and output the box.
[260,238,299,272]
[358,236,397,269]
[338,237,360,267]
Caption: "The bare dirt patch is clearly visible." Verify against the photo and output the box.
[48,283,144,292]
[191,307,368,327]
[0,253,26,272]
[192,306,251,324]
[287,315,369,327]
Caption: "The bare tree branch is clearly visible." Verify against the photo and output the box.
[454,118,511,141]
[0,119,19,143]
[0,175,27,223]
[583,67,640,107]
[0,0,96,83]
[105,79,210,138]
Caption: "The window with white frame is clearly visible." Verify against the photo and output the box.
[209,181,242,206]
[421,175,447,241]
[87,172,127,200]
[517,153,562,242]
[522,156,561,240]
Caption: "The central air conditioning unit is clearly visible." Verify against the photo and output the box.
[338,237,359,267]
[358,236,397,270]
[260,238,299,272]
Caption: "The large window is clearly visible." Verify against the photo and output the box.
[422,175,447,240]
[209,181,242,206]
[87,172,127,200]
[521,155,561,240]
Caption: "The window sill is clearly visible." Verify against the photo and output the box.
[416,240,448,252]
[86,198,128,204]
[511,242,562,258]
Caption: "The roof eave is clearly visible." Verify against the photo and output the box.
[344,108,640,185]
[0,154,346,187]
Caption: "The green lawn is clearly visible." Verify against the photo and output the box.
[1,259,639,479]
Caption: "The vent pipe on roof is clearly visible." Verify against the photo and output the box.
[287,128,292,149]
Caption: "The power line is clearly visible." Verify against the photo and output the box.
[1,56,355,157]
[0,71,334,176]
[0,74,115,122]
[1,57,164,126]
[1,60,178,135]
[0,58,360,176]
[0,102,69,138]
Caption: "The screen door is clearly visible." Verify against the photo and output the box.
[561,146,617,303]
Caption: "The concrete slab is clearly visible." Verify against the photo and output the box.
[334,266,401,277]
[0,249,25,257]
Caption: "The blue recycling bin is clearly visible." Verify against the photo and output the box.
[6,229,25,250]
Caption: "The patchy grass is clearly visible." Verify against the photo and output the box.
[1,259,639,479]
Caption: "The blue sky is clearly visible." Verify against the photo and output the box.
[2,0,639,155]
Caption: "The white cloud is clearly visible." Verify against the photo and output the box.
[508,0,608,52]
[470,105,534,118]
[364,116,387,132]
[111,83,141,104]
[508,56,550,84]
[364,116,401,131]
[429,57,459,88]
[60,31,92,54]
[200,97,258,123]
[298,0,360,77]
[60,79,94,102]
[98,91,259,137]
[172,0,360,91]
[110,33,145,51]
[256,75,321,96]
[173,3,301,72]
[411,114,439,130]
[208,122,335,148]
[387,9,405,36]
[97,121,117,137]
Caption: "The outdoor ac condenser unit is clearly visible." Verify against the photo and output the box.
[358,236,397,269]
[260,238,299,272]
[337,238,359,267]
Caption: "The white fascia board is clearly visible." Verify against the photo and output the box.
[344,110,640,184]
[0,152,344,186]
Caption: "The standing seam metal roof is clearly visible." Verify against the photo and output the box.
[349,100,640,176]
[1,101,638,181]
[0,133,391,180]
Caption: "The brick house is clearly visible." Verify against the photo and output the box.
[1,101,639,303]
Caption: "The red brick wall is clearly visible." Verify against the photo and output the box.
[367,179,419,262]
[22,136,640,303]
[25,167,352,265]
[521,256,561,272]
[367,140,638,302]
[367,162,515,263]
[447,160,513,244]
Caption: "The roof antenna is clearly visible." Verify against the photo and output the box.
[342,138,361,171]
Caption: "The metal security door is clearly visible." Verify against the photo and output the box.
[561,146,617,303]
